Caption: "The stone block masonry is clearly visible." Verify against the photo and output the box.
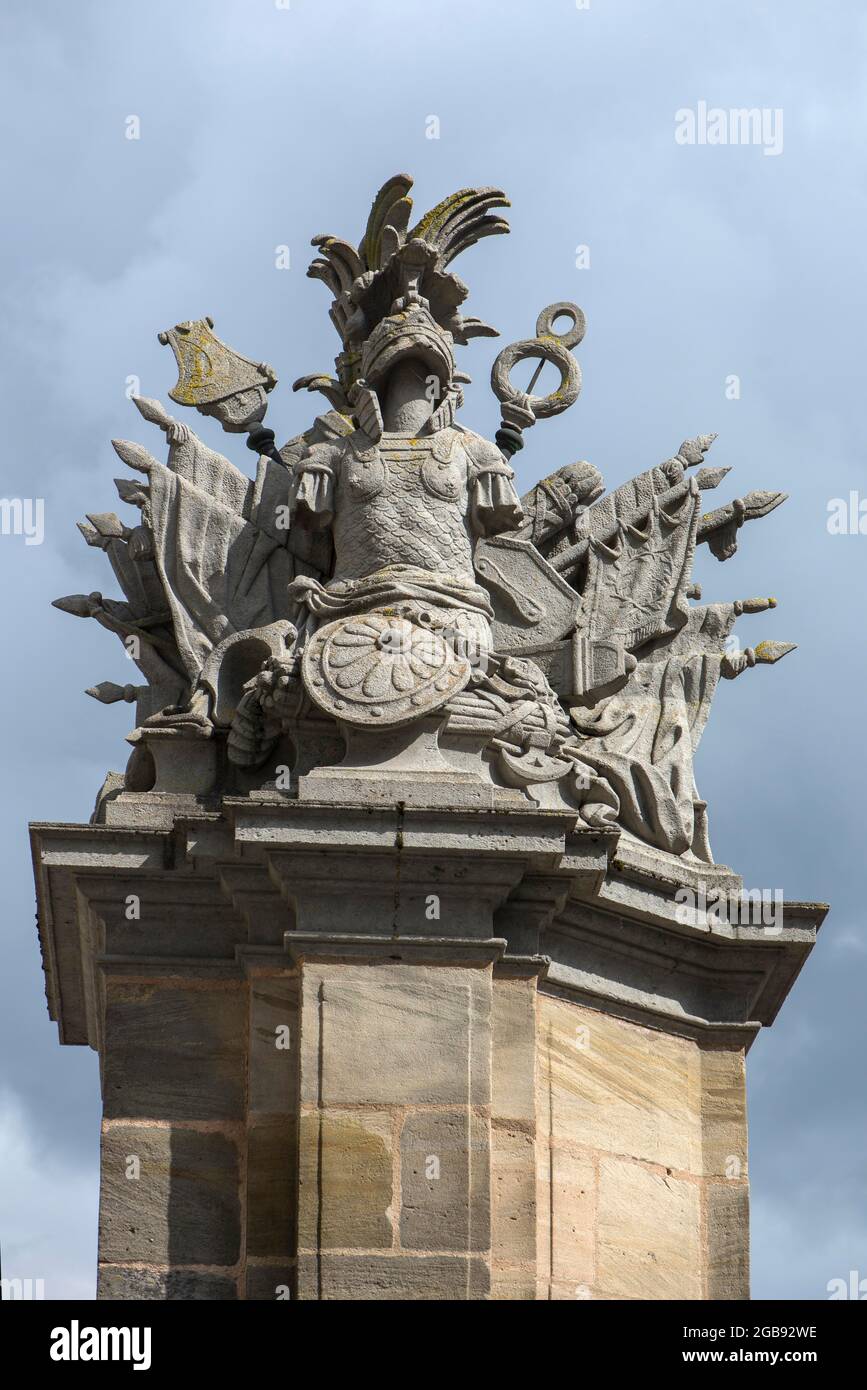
[32,805,824,1299]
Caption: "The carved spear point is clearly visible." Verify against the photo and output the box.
[110,438,159,474]
[742,489,788,518]
[695,465,731,491]
[736,596,777,614]
[76,520,102,547]
[86,512,130,541]
[678,433,717,465]
[132,395,174,430]
[52,593,97,618]
[753,640,797,665]
[86,681,138,705]
[114,478,148,506]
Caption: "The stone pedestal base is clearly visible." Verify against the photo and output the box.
[30,795,824,1300]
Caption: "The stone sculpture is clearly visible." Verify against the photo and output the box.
[36,174,826,1303]
[56,173,792,866]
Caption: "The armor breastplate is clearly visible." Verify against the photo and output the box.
[332,430,476,583]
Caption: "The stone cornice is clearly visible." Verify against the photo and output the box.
[30,804,824,1056]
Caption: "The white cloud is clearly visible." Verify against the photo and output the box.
[0,1089,97,1301]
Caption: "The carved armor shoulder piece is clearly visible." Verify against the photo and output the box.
[459,427,512,481]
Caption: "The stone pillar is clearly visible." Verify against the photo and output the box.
[293,947,493,1299]
[534,998,749,1300]
[30,803,824,1301]
[240,960,298,1300]
[263,802,560,1299]
[490,963,539,1299]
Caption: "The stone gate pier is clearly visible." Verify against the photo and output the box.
[33,172,824,1299]
[31,781,823,1300]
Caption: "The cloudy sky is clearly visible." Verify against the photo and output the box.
[1,0,864,1300]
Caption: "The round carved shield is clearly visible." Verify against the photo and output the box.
[303,613,472,728]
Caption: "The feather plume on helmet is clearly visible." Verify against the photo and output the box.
[293,175,510,411]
